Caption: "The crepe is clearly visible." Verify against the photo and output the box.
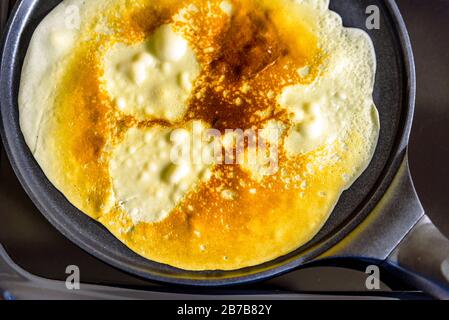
[20,0,379,271]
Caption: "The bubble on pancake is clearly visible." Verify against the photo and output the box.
[103,23,201,122]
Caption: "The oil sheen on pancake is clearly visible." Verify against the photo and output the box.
[19,0,379,271]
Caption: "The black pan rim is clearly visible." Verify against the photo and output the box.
[0,0,416,286]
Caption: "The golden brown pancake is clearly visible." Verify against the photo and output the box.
[19,0,379,270]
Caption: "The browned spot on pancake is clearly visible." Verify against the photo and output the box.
[211,6,286,80]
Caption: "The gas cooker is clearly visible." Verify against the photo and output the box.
[0,0,447,300]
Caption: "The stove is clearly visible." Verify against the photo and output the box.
[0,0,447,300]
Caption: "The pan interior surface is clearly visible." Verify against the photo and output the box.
[0,0,413,284]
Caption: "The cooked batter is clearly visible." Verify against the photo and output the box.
[19,0,379,270]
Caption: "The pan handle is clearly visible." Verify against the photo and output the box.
[317,154,449,299]
[385,216,449,300]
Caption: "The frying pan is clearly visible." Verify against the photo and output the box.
[1,0,449,299]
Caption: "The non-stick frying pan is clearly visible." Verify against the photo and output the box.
[1,0,449,299]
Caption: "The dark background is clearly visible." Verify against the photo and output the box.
[396,0,449,238]
[0,0,448,292]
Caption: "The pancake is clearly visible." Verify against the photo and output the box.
[19,0,379,271]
